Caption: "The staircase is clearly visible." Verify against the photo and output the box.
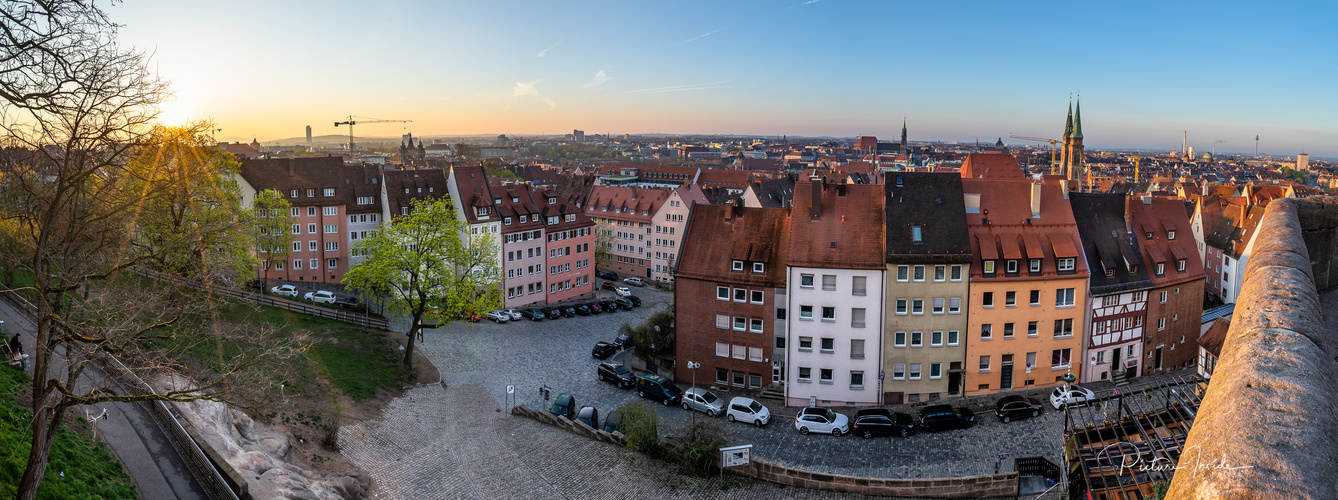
[757,385,785,401]
[1110,367,1131,387]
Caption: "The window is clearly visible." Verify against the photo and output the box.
[895,299,908,315]
[1158,317,1166,330]
[1177,259,1186,272]
[1004,323,1015,338]
[1030,290,1040,305]
[982,292,994,308]
[306,189,315,198]
[1029,259,1041,273]
[324,224,337,233]
[932,298,944,314]
[308,223,317,233]
[1156,263,1165,276]
[1102,295,1118,307]
[293,259,303,269]
[911,331,923,347]
[911,299,923,315]
[750,319,763,332]
[947,330,959,346]
[732,344,746,359]
[948,297,961,314]
[984,260,995,274]
[798,337,813,351]
[293,241,301,251]
[934,265,946,281]
[716,314,729,329]
[733,288,747,302]
[981,324,992,340]
[819,369,833,384]
[930,363,942,379]
[1159,291,1168,303]
[1133,291,1144,302]
[892,364,906,380]
[309,241,317,251]
[1053,318,1074,338]
[931,331,943,346]
[753,262,764,273]
[1006,260,1018,273]
[715,368,728,384]
[800,274,814,288]
[1055,288,1075,307]
[748,346,763,362]
[733,317,746,331]
[324,206,337,216]
[909,364,921,380]
[821,274,836,290]
[851,308,866,328]
[951,265,962,281]
[327,258,337,268]
[800,305,813,320]
[851,276,866,296]
[913,265,925,281]
[321,188,334,197]
[750,290,763,304]
[1005,291,1016,307]
[820,337,834,353]
[911,225,922,243]
[776,308,786,320]
[979,356,991,373]
[894,331,906,348]
[357,196,374,205]
[732,260,744,271]
[897,265,909,281]
[797,367,812,382]
[324,241,338,251]
[850,371,864,389]
[1051,348,1072,368]
[290,189,298,198]
[717,286,729,300]
[1058,258,1075,271]
[821,306,835,322]
[1168,230,1177,240]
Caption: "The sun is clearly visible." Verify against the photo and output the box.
[156,98,192,126]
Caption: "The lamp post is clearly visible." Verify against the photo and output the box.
[687,361,700,423]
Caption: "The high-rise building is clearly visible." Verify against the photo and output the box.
[1298,153,1310,172]
[572,129,585,142]
[306,125,312,144]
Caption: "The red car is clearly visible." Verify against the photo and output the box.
[467,312,481,322]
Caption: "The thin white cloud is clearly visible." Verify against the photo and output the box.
[537,39,563,57]
[625,80,732,94]
[582,70,612,90]
[514,81,540,97]
[674,28,724,46]
[801,0,822,4]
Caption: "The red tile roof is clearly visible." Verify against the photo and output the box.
[698,169,753,190]
[584,185,671,223]
[959,153,1027,180]
[676,205,790,286]
[960,175,1087,280]
[786,180,885,269]
[1198,317,1230,357]
[1130,196,1206,285]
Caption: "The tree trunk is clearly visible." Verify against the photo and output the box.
[16,405,64,500]
[401,315,420,378]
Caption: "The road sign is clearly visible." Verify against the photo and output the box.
[999,453,1010,460]
[506,385,514,394]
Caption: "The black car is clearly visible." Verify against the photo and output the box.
[574,304,592,316]
[576,406,599,428]
[597,271,618,280]
[592,341,617,359]
[243,279,266,292]
[334,296,362,309]
[597,361,635,388]
[521,308,545,321]
[625,295,642,307]
[614,297,634,309]
[918,404,976,432]
[612,332,634,350]
[543,307,562,320]
[996,395,1043,423]
[602,409,623,433]
[549,393,576,419]
[851,408,917,438]
[561,306,577,317]
[599,299,619,312]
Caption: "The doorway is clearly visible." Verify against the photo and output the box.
[1155,345,1164,371]
[1000,364,1013,390]
[948,372,963,396]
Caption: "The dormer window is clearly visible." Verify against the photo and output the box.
[323,188,335,197]
[1006,260,1018,273]
[494,198,501,205]
[1168,230,1176,240]
[306,189,316,197]
[1145,232,1153,240]
[1057,258,1075,272]
[549,197,557,204]
[504,217,512,225]
[520,215,528,223]
[290,189,298,198]
[983,260,996,274]
[547,216,558,225]
[753,262,764,273]
[732,260,744,272]
[1177,259,1186,272]
[1155,263,1165,276]
[1029,259,1041,273]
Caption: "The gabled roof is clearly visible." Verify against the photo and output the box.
[1129,196,1206,286]
[745,174,797,209]
[697,169,752,190]
[884,172,971,263]
[787,180,884,269]
[676,205,789,286]
[1204,204,1265,259]
[1198,318,1231,358]
[239,157,375,209]
[959,153,1027,180]
[960,174,1087,280]
[584,185,671,223]
[382,167,448,216]
[1070,193,1151,293]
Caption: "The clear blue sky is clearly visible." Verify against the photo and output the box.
[115,0,1337,158]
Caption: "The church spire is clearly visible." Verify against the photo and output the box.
[1063,101,1073,138]
[1070,100,1084,139]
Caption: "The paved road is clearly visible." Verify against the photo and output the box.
[0,295,206,500]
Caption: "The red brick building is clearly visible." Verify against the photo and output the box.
[1129,196,1205,373]
[674,204,790,388]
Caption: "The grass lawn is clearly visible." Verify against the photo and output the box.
[0,366,137,499]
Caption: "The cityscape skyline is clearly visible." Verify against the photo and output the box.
[116,1,1336,157]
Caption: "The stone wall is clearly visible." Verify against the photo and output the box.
[1167,199,1338,499]
[728,458,1018,498]
[510,405,627,447]
[1293,196,1338,291]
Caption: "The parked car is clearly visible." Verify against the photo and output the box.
[601,280,617,291]
[622,277,645,287]
[597,361,634,388]
[334,296,362,309]
[726,397,770,427]
[614,297,635,309]
[996,395,1044,423]
[625,295,642,307]
[1050,386,1098,410]
[465,311,481,323]
[852,408,916,438]
[592,341,617,360]
[270,285,299,297]
[304,290,337,304]
[611,287,632,297]
[502,308,523,321]
[636,374,682,406]
[485,310,510,323]
[681,388,724,416]
[602,409,623,433]
[918,405,976,432]
[561,306,577,317]
[587,302,603,314]
[612,332,634,350]
[576,406,599,428]
[521,308,545,321]
[597,271,618,280]
[543,307,562,320]
[795,407,849,436]
[599,299,619,312]
[549,393,575,419]
[574,304,592,316]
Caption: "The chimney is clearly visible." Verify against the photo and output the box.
[810,180,822,220]
[286,158,294,177]
[724,200,736,221]
[1030,181,1042,218]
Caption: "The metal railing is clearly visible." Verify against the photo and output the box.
[134,268,389,330]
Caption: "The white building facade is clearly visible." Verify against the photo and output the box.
[784,266,885,407]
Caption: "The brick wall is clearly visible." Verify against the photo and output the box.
[1145,278,1204,373]
[673,276,774,387]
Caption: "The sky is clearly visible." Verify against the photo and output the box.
[114,0,1337,158]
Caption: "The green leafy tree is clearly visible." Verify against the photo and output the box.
[342,197,503,374]
[251,189,294,290]
[594,219,615,268]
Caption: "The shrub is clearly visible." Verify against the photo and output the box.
[675,416,732,477]
[617,401,663,457]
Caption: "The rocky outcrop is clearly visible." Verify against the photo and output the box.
[173,398,371,500]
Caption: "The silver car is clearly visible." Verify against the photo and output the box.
[681,387,724,416]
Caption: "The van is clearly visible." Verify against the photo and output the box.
[635,374,682,406]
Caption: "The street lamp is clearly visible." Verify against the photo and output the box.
[687,361,700,423]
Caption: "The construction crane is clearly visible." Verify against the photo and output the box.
[1130,156,1141,185]
[1009,133,1062,175]
[333,115,412,151]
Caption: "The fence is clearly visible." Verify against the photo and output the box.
[134,268,390,331]
[0,282,245,500]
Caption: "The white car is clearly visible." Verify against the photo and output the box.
[270,285,298,297]
[681,388,723,416]
[485,310,510,323]
[304,290,337,304]
[612,287,632,297]
[502,308,523,321]
[622,277,645,287]
[726,397,770,427]
[795,407,849,436]
[1050,386,1098,410]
